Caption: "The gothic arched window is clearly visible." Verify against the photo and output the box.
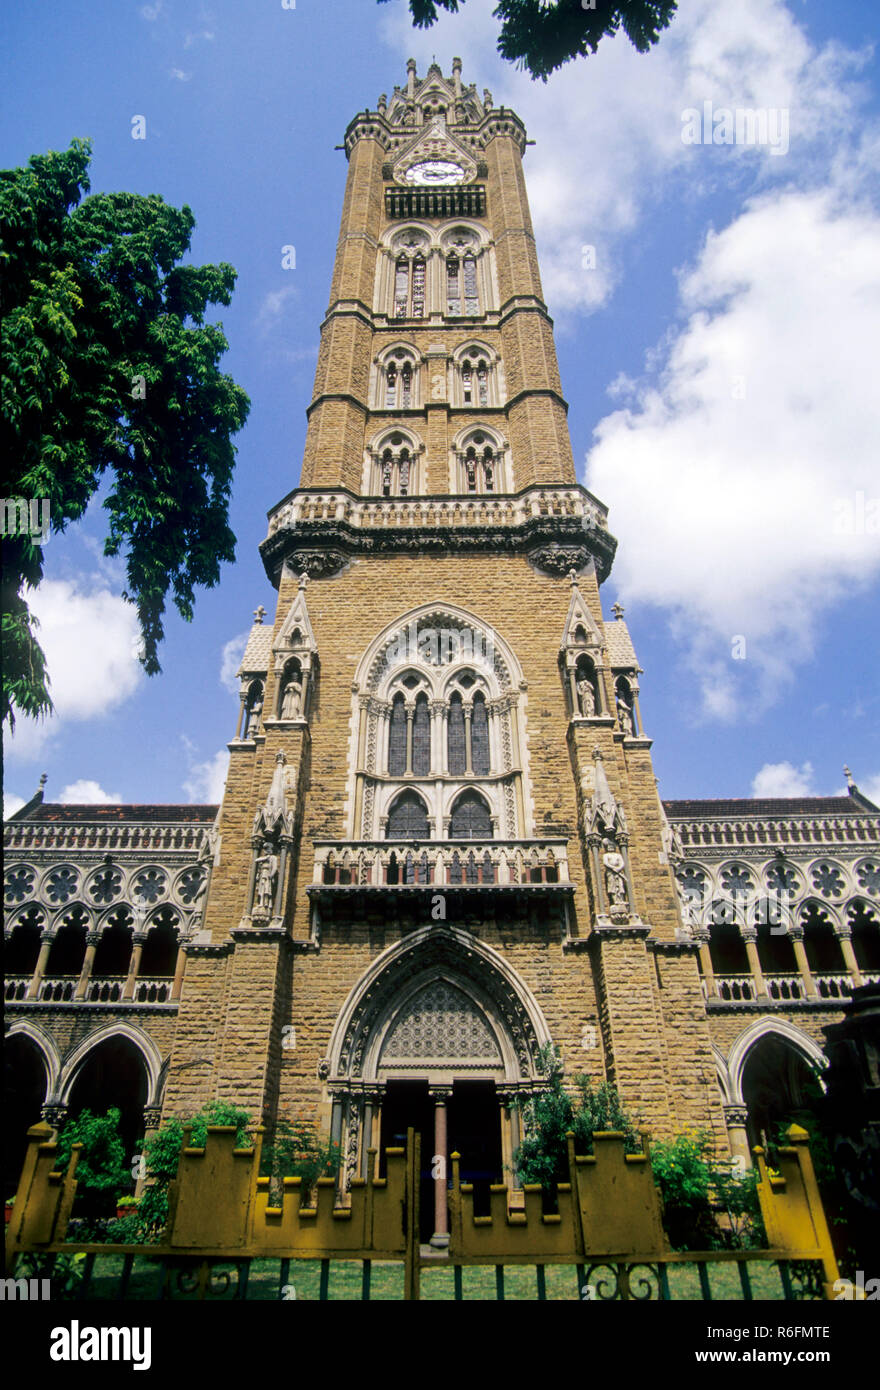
[413,694,431,777]
[394,257,426,318]
[471,693,490,776]
[447,693,466,775]
[387,791,430,840]
[388,694,407,776]
[450,791,492,840]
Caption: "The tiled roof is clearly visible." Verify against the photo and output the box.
[664,797,877,819]
[239,622,274,674]
[17,804,219,823]
[604,618,638,668]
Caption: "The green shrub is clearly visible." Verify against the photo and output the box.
[54,1108,131,1217]
[649,1131,763,1251]
[260,1120,341,1202]
[512,1044,642,1190]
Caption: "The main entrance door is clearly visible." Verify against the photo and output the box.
[448,1080,503,1218]
[380,1078,503,1240]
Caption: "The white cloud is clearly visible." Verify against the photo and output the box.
[381,0,873,317]
[256,286,298,332]
[3,792,26,820]
[751,761,815,798]
[6,580,144,762]
[169,68,192,82]
[59,780,121,805]
[182,748,228,803]
[140,1,163,19]
[220,632,249,694]
[857,772,880,809]
[184,30,215,49]
[586,186,880,716]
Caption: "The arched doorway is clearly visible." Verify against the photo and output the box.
[3,1033,50,1197]
[64,1034,151,1163]
[739,1031,823,1151]
[325,925,552,1243]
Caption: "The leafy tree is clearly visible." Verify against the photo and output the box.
[649,1131,762,1251]
[134,1100,253,1238]
[260,1119,341,1202]
[53,1107,132,1222]
[512,1043,642,1188]
[378,0,678,81]
[1,139,249,729]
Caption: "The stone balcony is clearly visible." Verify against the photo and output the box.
[5,974,177,1008]
[703,970,880,1009]
[260,484,618,582]
[307,837,574,930]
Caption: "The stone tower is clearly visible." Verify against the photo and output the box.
[161,61,728,1210]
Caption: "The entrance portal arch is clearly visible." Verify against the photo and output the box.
[323,925,553,1241]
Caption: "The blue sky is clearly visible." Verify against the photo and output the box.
[2,0,879,814]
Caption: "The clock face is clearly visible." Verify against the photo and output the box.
[405,159,465,186]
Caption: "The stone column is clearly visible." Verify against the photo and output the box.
[234,694,246,739]
[137,1105,164,1197]
[742,928,767,998]
[836,928,864,989]
[724,1104,752,1171]
[26,932,53,1001]
[790,928,818,999]
[170,937,187,1001]
[695,928,717,999]
[74,931,101,1001]
[123,933,147,1001]
[429,1087,451,1249]
[405,704,415,776]
[463,703,473,774]
[41,1102,68,1132]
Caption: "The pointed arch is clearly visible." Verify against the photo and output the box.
[324,925,552,1084]
[727,1019,827,1106]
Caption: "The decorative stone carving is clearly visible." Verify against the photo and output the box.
[577,677,595,717]
[380,981,502,1063]
[527,544,591,577]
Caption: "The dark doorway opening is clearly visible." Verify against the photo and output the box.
[3,1036,48,1198]
[67,1036,150,1163]
[448,1080,502,1218]
[379,1080,435,1241]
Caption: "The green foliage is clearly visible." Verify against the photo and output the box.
[54,1107,131,1198]
[134,1100,254,1238]
[378,0,678,80]
[512,1044,642,1188]
[649,1132,763,1251]
[1,139,249,728]
[260,1120,341,1202]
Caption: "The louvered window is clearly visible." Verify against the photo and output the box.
[462,361,473,403]
[401,363,412,408]
[477,362,488,405]
[385,363,397,408]
[394,259,409,318]
[463,256,479,314]
[411,258,425,317]
[447,257,461,315]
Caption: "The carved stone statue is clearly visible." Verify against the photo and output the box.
[281,673,303,720]
[577,677,595,717]
[617,693,634,736]
[254,851,279,913]
[602,838,628,909]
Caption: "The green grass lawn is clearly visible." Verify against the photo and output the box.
[70,1255,798,1301]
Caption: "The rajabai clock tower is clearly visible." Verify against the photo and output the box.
[159,60,730,1220]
